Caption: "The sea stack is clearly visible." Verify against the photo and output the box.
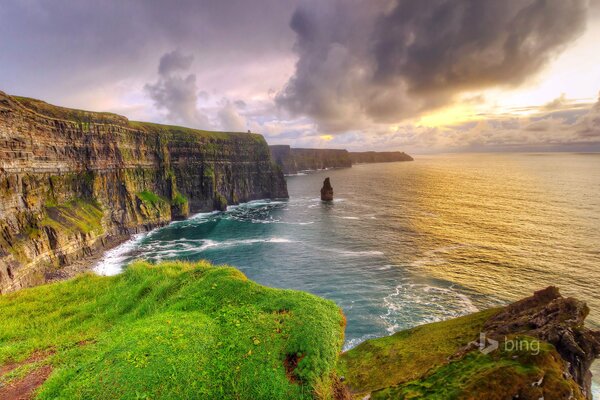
[321,177,334,201]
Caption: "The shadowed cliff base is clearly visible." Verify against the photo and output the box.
[0,91,288,293]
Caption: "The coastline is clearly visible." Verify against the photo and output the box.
[44,234,138,283]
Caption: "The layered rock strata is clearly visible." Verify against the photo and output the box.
[0,91,287,292]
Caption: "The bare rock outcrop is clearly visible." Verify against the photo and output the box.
[484,286,600,399]
[321,177,333,201]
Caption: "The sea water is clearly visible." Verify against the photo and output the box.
[95,153,600,394]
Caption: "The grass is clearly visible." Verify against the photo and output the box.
[129,121,265,142]
[41,199,104,235]
[371,336,582,399]
[13,96,125,125]
[338,309,585,400]
[0,261,345,399]
[171,192,188,207]
[337,308,500,396]
[136,191,167,208]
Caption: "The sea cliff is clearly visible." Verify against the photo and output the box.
[269,145,413,175]
[0,91,287,293]
[269,145,352,175]
[349,151,414,164]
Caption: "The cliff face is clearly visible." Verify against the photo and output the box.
[0,91,287,292]
[269,145,352,174]
[349,151,413,164]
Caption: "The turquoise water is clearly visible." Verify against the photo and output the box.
[95,153,600,392]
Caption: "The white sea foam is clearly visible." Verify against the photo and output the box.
[94,233,147,276]
[592,382,600,399]
[321,248,384,257]
[343,334,381,351]
[380,281,479,334]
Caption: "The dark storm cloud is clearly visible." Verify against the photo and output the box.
[277,0,590,131]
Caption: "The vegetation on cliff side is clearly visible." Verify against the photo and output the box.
[338,305,589,400]
[0,261,345,399]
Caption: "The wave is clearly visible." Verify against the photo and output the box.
[380,280,479,334]
[343,333,381,351]
[324,248,384,257]
[141,237,294,257]
[94,233,148,276]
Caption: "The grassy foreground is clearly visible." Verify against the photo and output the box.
[0,261,345,399]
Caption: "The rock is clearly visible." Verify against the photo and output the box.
[321,177,333,201]
[0,90,288,293]
[483,286,600,399]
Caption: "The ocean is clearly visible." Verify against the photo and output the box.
[95,153,600,393]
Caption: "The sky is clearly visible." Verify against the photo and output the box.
[1,0,599,153]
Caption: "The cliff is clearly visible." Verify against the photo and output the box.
[0,91,287,293]
[269,146,413,174]
[349,151,413,164]
[339,287,600,400]
[269,145,352,174]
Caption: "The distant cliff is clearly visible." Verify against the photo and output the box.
[269,145,352,174]
[270,146,413,174]
[349,151,413,164]
[0,91,287,292]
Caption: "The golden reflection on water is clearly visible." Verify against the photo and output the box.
[396,153,600,327]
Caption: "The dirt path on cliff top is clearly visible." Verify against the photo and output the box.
[0,350,55,400]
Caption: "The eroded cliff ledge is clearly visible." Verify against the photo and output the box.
[0,91,287,292]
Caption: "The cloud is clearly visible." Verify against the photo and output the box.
[575,93,600,137]
[144,50,211,128]
[158,50,194,76]
[277,0,589,132]
[543,93,569,111]
[218,101,247,132]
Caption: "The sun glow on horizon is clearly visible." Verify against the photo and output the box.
[415,103,484,128]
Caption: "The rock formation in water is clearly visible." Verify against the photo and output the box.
[0,91,288,293]
[349,151,414,164]
[321,177,333,201]
[339,286,600,400]
[269,145,352,174]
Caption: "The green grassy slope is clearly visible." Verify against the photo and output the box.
[338,309,584,400]
[0,261,345,399]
